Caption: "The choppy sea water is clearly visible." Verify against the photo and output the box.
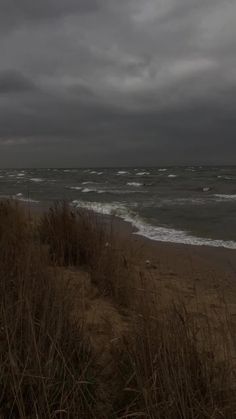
[1,166,236,249]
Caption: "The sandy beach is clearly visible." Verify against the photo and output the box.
[1,200,236,417]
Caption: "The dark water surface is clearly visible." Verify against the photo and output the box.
[1,166,236,248]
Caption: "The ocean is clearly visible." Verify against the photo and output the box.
[1,166,236,249]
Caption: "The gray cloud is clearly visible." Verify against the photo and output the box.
[0,0,98,29]
[0,0,235,167]
[0,70,36,94]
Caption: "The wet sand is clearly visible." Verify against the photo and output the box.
[5,197,236,282]
[109,213,236,279]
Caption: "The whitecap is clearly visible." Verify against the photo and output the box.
[72,200,129,217]
[13,194,39,203]
[136,172,150,176]
[82,188,105,194]
[68,186,83,190]
[30,178,44,182]
[168,174,177,178]
[82,181,100,185]
[126,182,143,187]
[214,194,236,201]
[217,176,233,180]
[117,171,128,175]
[90,171,103,175]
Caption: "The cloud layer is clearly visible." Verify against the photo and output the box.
[0,0,235,167]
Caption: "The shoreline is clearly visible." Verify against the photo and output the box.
[1,199,236,415]
[70,200,236,250]
[3,197,236,278]
[107,211,236,281]
[2,195,236,250]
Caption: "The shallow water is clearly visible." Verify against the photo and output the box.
[1,166,236,248]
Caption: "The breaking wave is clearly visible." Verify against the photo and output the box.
[72,200,236,249]
[126,182,143,187]
[117,171,129,175]
[30,178,44,182]
[136,171,150,176]
[214,194,236,201]
[82,188,105,194]
[0,193,40,203]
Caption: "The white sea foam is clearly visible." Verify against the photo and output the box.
[17,173,25,177]
[13,194,39,203]
[158,168,167,172]
[80,186,145,195]
[90,171,103,175]
[168,174,177,178]
[214,194,236,201]
[72,200,128,217]
[68,186,83,190]
[72,200,236,249]
[127,182,143,187]
[82,181,103,185]
[134,222,236,249]
[136,172,150,176]
[30,178,44,182]
[82,188,94,193]
[217,176,233,180]
[82,188,105,194]
[117,171,128,175]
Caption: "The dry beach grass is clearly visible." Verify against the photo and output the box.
[0,200,236,418]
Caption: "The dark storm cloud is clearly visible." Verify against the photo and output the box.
[0,70,36,94]
[0,0,98,29]
[0,0,236,166]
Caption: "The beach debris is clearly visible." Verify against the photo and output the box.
[145,259,157,269]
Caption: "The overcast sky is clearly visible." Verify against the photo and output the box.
[0,0,235,167]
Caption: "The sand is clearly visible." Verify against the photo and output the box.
[7,199,236,355]
[104,215,236,364]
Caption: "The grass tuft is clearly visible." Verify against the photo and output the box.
[0,200,235,418]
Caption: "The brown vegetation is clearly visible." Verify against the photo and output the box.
[0,200,235,418]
